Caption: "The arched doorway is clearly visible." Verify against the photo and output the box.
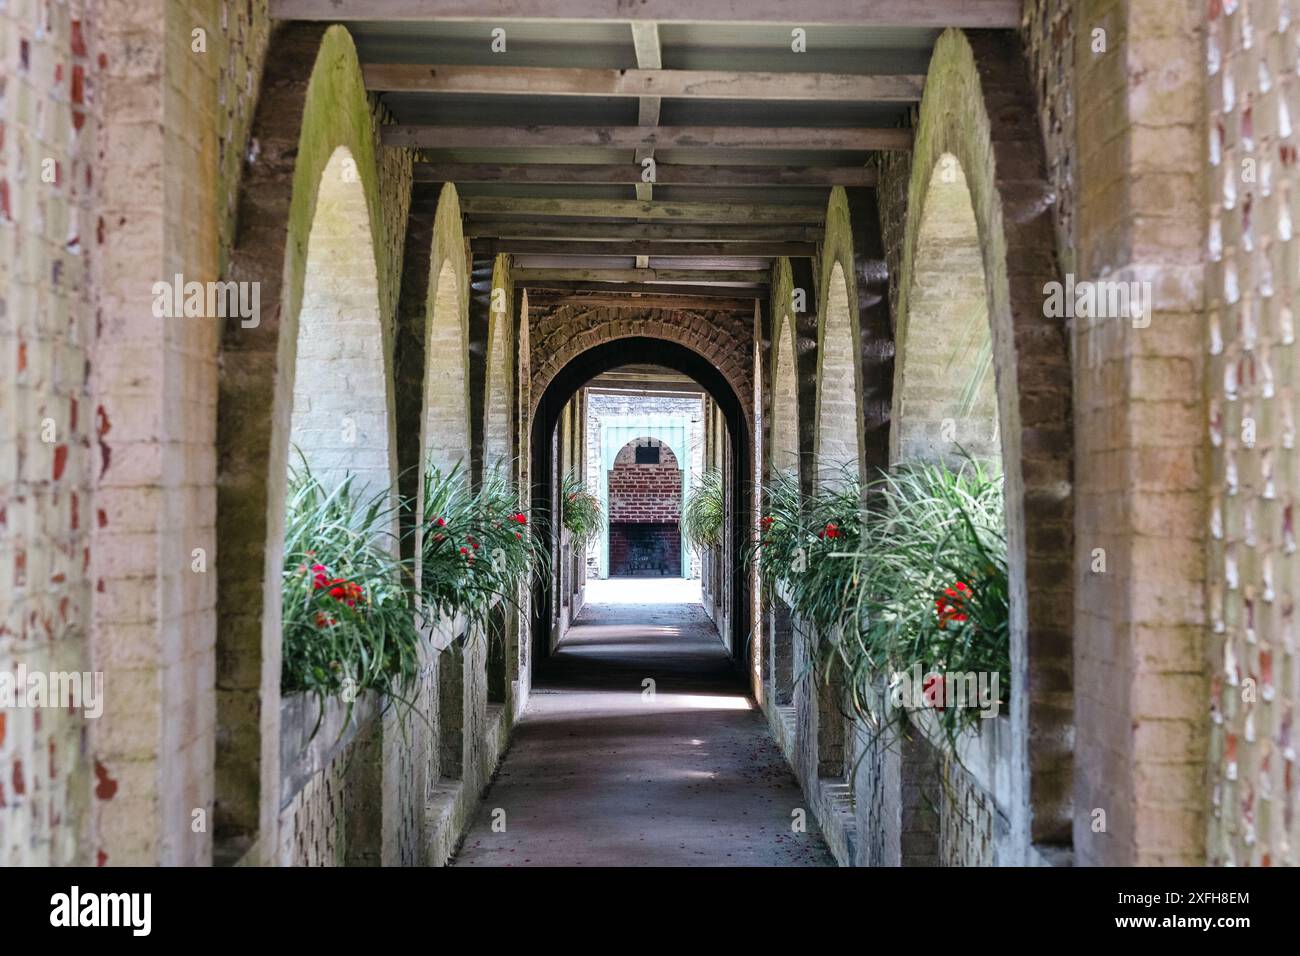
[530,337,751,670]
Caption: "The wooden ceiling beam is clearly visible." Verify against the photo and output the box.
[459,195,824,222]
[270,0,1022,29]
[461,220,824,241]
[415,162,874,187]
[363,64,925,101]
[382,125,911,151]
[471,239,814,257]
[513,267,769,283]
[520,281,765,296]
[629,23,662,204]
[524,292,757,312]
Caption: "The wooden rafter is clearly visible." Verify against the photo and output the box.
[630,23,661,205]
[520,281,766,296]
[363,64,925,102]
[512,267,769,283]
[460,221,824,241]
[523,292,757,312]
[459,196,824,222]
[471,239,814,257]
[414,162,874,187]
[270,0,1023,29]
[382,125,912,151]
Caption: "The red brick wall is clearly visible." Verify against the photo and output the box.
[608,440,681,523]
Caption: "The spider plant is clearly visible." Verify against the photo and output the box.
[839,458,1010,746]
[281,457,423,730]
[561,473,605,551]
[683,469,726,549]
[752,457,1010,751]
[421,460,546,634]
[750,466,862,633]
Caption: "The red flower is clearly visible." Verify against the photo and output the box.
[435,517,446,528]
[515,531,523,540]
[460,546,469,555]
[513,512,528,525]
[324,577,364,607]
[935,581,972,627]
[467,535,480,550]
[314,611,336,629]
[761,516,774,530]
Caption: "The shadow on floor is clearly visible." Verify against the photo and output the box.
[451,596,835,867]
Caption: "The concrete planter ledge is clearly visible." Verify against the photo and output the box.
[279,689,379,812]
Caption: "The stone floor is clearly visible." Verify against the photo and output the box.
[451,596,835,866]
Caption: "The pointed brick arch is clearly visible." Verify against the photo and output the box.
[896,27,1074,854]
[214,24,397,864]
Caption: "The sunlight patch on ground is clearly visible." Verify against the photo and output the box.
[584,577,703,605]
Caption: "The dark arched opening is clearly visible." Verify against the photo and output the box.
[530,337,752,675]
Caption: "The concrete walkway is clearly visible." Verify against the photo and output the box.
[452,591,835,866]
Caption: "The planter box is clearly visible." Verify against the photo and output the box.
[279,689,378,812]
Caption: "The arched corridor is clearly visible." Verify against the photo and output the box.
[0,0,1283,893]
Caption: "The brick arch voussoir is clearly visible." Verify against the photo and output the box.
[214,22,392,855]
[900,26,1074,850]
[529,309,754,424]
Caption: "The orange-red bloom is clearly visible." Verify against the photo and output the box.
[935,581,972,627]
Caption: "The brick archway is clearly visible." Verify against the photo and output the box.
[530,336,752,668]
[896,27,1074,854]
[214,24,395,864]
[529,306,755,425]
